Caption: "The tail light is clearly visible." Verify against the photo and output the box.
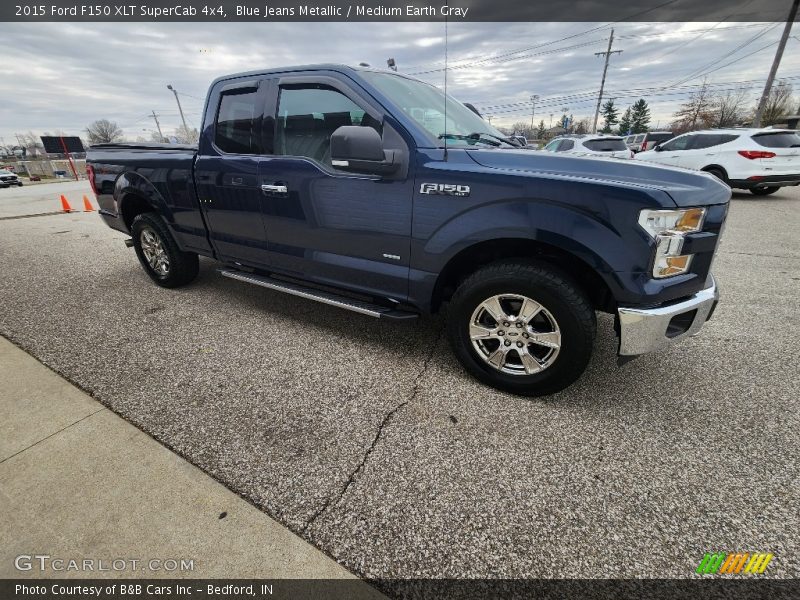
[738,150,776,160]
[86,164,98,195]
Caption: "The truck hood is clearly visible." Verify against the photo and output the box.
[465,149,731,207]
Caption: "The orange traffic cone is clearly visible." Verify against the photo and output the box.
[83,195,95,212]
[60,195,73,213]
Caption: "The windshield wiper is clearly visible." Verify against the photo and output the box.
[438,132,515,148]
[472,132,520,147]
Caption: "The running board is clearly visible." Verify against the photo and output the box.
[218,268,418,321]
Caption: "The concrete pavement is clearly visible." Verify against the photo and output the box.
[0,336,381,594]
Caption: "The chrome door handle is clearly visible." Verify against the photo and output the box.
[261,184,288,194]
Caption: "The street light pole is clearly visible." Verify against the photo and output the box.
[167,84,189,133]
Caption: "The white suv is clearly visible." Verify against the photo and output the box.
[635,128,800,196]
[542,135,633,159]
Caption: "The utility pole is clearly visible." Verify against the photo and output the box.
[151,110,165,142]
[530,94,540,130]
[592,29,623,134]
[167,84,189,132]
[753,0,798,128]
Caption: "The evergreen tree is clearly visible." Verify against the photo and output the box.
[600,99,619,133]
[617,107,632,136]
[536,119,546,140]
[630,99,651,133]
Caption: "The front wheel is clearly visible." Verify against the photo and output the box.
[131,212,199,288]
[750,186,779,196]
[446,260,596,396]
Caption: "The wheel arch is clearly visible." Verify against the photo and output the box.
[431,237,617,314]
[701,164,729,180]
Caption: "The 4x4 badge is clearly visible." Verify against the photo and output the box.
[420,183,470,197]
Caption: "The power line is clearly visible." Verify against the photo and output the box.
[664,23,780,89]
[404,0,683,75]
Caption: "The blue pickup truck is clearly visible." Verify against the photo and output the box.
[87,64,729,396]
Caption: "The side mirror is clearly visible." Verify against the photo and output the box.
[330,126,398,175]
[653,144,663,152]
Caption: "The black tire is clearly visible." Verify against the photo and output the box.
[750,186,779,196]
[446,260,596,396]
[131,212,199,288]
[704,168,728,184]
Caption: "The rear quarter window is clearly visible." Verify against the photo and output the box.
[215,90,261,154]
[583,138,628,151]
[751,132,800,148]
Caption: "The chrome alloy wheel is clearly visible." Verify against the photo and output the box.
[469,294,561,375]
[140,228,170,276]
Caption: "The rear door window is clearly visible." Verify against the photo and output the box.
[583,138,628,151]
[215,89,263,154]
[751,132,800,148]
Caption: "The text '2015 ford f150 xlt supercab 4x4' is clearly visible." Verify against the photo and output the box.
[87,64,729,396]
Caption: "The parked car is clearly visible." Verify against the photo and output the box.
[639,131,674,152]
[0,169,23,187]
[87,64,729,396]
[635,128,800,196]
[542,135,633,159]
[625,133,645,152]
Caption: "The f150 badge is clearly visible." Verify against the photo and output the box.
[420,183,470,197]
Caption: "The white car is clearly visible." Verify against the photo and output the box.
[542,135,633,159]
[635,128,800,196]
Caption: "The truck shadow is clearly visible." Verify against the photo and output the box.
[190,259,689,409]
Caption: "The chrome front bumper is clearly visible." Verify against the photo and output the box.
[617,277,719,356]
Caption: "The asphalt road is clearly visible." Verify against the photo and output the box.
[0,179,90,219]
[0,182,797,579]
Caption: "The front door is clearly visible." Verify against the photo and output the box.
[258,77,414,301]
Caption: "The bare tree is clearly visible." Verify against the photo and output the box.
[756,80,794,126]
[173,124,199,144]
[711,88,749,128]
[15,131,45,157]
[673,80,716,131]
[85,119,124,144]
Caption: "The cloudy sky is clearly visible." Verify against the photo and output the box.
[1,19,799,146]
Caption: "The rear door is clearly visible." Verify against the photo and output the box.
[195,78,273,266]
[257,74,414,300]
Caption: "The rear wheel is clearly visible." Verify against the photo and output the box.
[131,212,198,288]
[750,186,779,196]
[446,260,596,396]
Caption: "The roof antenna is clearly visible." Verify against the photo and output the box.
[443,5,449,161]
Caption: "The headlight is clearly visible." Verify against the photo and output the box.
[638,208,705,278]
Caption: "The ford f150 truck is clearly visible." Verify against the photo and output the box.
[87,64,729,396]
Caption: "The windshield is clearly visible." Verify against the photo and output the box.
[361,71,513,148]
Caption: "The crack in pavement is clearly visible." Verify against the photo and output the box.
[301,323,445,535]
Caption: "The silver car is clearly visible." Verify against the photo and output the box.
[542,135,633,159]
[0,169,23,188]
